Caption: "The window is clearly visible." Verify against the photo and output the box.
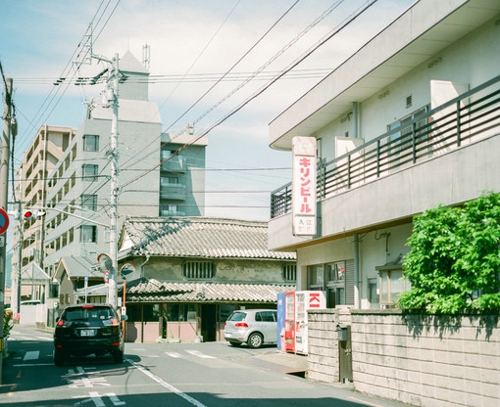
[377,268,409,308]
[256,311,276,322]
[387,106,429,165]
[161,176,179,186]
[83,134,99,152]
[82,164,98,182]
[183,261,215,279]
[307,260,354,307]
[282,264,296,282]
[80,225,97,243]
[81,194,97,212]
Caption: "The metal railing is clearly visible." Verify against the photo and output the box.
[271,75,500,218]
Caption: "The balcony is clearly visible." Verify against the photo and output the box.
[161,156,186,173]
[269,76,500,249]
[160,183,186,201]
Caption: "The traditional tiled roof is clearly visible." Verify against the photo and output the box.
[119,216,296,260]
[118,278,294,304]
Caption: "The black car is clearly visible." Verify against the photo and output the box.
[53,304,127,366]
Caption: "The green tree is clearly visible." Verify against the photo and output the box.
[399,192,500,314]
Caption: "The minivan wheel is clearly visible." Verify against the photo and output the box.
[247,332,263,349]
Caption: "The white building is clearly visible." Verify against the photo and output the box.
[14,51,208,310]
[268,0,500,309]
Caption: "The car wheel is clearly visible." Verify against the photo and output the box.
[247,332,263,349]
[54,350,65,366]
[229,341,242,347]
[113,349,124,363]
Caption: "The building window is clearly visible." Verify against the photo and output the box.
[83,134,99,152]
[161,176,179,186]
[183,261,215,279]
[82,164,98,182]
[80,225,97,243]
[282,264,296,282]
[81,194,97,212]
[307,260,354,308]
[377,267,409,309]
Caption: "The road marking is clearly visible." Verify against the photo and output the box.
[23,351,39,361]
[186,350,215,359]
[164,351,183,358]
[126,358,207,407]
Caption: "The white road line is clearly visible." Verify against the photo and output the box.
[164,351,183,358]
[126,358,207,407]
[23,351,39,361]
[185,350,215,359]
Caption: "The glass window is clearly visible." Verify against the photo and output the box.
[83,134,99,152]
[166,304,196,322]
[81,194,97,211]
[309,264,324,288]
[80,225,97,243]
[82,164,98,182]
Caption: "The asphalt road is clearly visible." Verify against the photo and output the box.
[0,324,412,407]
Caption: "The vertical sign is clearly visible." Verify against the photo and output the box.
[292,136,317,236]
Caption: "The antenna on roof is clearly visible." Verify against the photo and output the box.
[142,44,150,70]
[76,23,93,66]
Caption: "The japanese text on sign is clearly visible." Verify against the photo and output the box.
[292,137,317,236]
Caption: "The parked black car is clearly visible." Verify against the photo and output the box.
[53,304,127,365]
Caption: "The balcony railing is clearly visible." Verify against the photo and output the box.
[161,156,186,173]
[271,75,500,219]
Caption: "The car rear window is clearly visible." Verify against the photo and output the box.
[64,307,114,321]
[228,312,246,322]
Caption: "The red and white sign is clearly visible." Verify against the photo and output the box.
[292,137,317,236]
[0,208,10,235]
[104,270,110,284]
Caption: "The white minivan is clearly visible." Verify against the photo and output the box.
[223,309,277,348]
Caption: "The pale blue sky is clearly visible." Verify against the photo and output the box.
[1,0,415,220]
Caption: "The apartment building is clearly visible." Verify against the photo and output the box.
[14,51,207,309]
[11,125,75,307]
[268,0,500,309]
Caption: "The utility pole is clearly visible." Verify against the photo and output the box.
[108,53,119,309]
[91,52,120,308]
[0,77,13,383]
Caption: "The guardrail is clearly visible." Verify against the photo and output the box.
[270,75,500,218]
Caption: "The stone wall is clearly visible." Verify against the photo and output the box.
[307,309,500,407]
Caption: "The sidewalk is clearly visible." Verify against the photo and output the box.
[245,349,309,375]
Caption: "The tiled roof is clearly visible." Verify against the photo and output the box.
[119,278,294,303]
[119,216,296,260]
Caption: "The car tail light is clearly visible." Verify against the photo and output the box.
[235,322,248,328]
[82,305,94,309]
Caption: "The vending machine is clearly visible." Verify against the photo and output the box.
[284,291,295,353]
[277,292,286,351]
[294,290,326,355]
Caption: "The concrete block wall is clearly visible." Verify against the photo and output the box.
[307,309,342,383]
[307,309,500,407]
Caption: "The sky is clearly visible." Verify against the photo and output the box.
[0,0,415,221]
